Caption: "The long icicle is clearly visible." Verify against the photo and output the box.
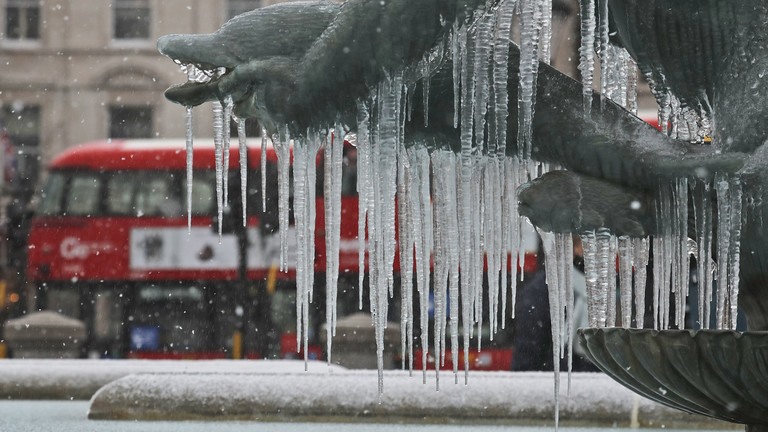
[237,119,248,227]
[222,97,233,206]
[261,128,268,212]
[185,106,194,234]
[213,98,225,238]
[274,127,291,272]
[538,230,561,432]
[578,0,596,114]
[728,177,742,330]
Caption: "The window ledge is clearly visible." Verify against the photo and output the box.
[1,40,42,50]
[110,39,154,49]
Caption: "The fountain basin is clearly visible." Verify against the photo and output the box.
[578,328,768,426]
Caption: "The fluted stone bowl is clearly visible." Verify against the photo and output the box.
[578,328,768,425]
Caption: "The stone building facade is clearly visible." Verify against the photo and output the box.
[0,0,290,292]
[0,0,294,195]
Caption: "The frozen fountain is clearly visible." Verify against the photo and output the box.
[156,0,768,430]
[577,1,768,431]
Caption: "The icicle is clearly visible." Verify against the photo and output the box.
[618,237,633,328]
[597,0,610,110]
[538,230,562,431]
[728,177,742,330]
[632,237,648,328]
[422,62,431,128]
[222,96,233,206]
[397,141,414,372]
[333,126,344,324]
[237,119,247,227]
[447,170,460,384]
[518,0,543,160]
[452,23,466,129]
[324,125,344,364]
[578,0,596,114]
[356,104,370,311]
[561,233,574,395]
[414,149,433,383]
[472,162,484,352]
[213,99,225,238]
[582,231,600,327]
[185,106,194,234]
[293,137,308,355]
[675,178,690,329]
[484,170,494,339]
[504,157,524,319]
[369,73,404,394]
[404,171,417,374]
[715,174,731,330]
[261,128,268,212]
[274,127,291,272]
[458,19,478,378]
[653,184,674,330]
[626,57,638,115]
[606,233,617,327]
[540,0,553,65]
[432,158,448,389]
[596,229,613,327]
[409,147,432,377]
[292,133,321,367]
[472,9,495,152]
[652,236,663,330]
[492,0,515,155]
[699,181,714,329]
[492,159,505,335]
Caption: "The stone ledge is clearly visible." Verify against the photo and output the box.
[87,369,736,429]
[0,359,340,400]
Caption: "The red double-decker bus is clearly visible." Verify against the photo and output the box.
[26,138,539,366]
[26,138,366,359]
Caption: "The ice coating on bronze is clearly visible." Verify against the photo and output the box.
[158,0,488,135]
[517,170,654,237]
[608,0,768,154]
[157,2,339,68]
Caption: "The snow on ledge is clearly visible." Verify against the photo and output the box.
[0,359,729,427]
[88,369,722,427]
[0,359,341,400]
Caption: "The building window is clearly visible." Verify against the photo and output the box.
[1,103,41,198]
[109,105,153,138]
[113,0,150,40]
[5,0,40,40]
[227,0,262,19]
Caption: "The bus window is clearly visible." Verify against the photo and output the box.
[134,173,180,217]
[65,173,101,216]
[106,172,135,214]
[38,172,66,215]
[107,171,182,217]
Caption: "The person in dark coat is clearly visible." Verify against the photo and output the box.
[512,236,598,372]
